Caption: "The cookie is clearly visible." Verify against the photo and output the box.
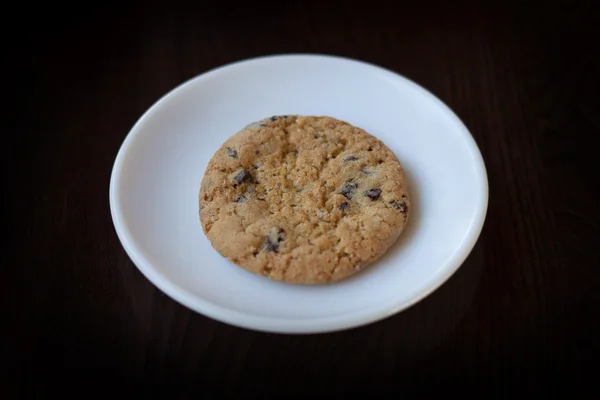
[199,115,410,285]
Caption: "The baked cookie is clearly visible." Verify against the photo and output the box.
[199,115,410,285]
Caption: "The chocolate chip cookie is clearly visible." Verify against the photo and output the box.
[199,115,410,285]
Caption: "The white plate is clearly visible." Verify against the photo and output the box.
[109,54,488,334]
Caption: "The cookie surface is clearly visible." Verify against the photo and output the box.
[199,116,410,285]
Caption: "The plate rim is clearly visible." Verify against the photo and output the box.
[109,53,489,334]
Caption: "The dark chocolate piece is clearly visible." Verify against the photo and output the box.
[226,147,238,158]
[365,188,382,200]
[390,199,407,213]
[341,182,358,199]
[233,169,252,184]
[264,228,285,252]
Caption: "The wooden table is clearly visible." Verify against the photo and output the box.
[7,1,599,397]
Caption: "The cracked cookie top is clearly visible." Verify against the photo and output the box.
[199,115,410,285]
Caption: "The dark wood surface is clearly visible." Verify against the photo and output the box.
[6,1,600,397]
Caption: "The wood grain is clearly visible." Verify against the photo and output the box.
[5,1,599,397]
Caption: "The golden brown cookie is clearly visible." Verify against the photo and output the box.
[199,115,410,285]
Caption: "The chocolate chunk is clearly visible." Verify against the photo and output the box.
[270,116,278,121]
[234,195,245,203]
[361,169,374,175]
[226,147,238,158]
[340,182,358,199]
[264,228,285,252]
[365,188,382,200]
[277,228,285,242]
[390,199,407,213]
[344,155,359,162]
[339,202,349,211]
[233,169,252,184]
[264,236,279,252]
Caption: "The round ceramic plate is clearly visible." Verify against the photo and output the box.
[109,54,488,334]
